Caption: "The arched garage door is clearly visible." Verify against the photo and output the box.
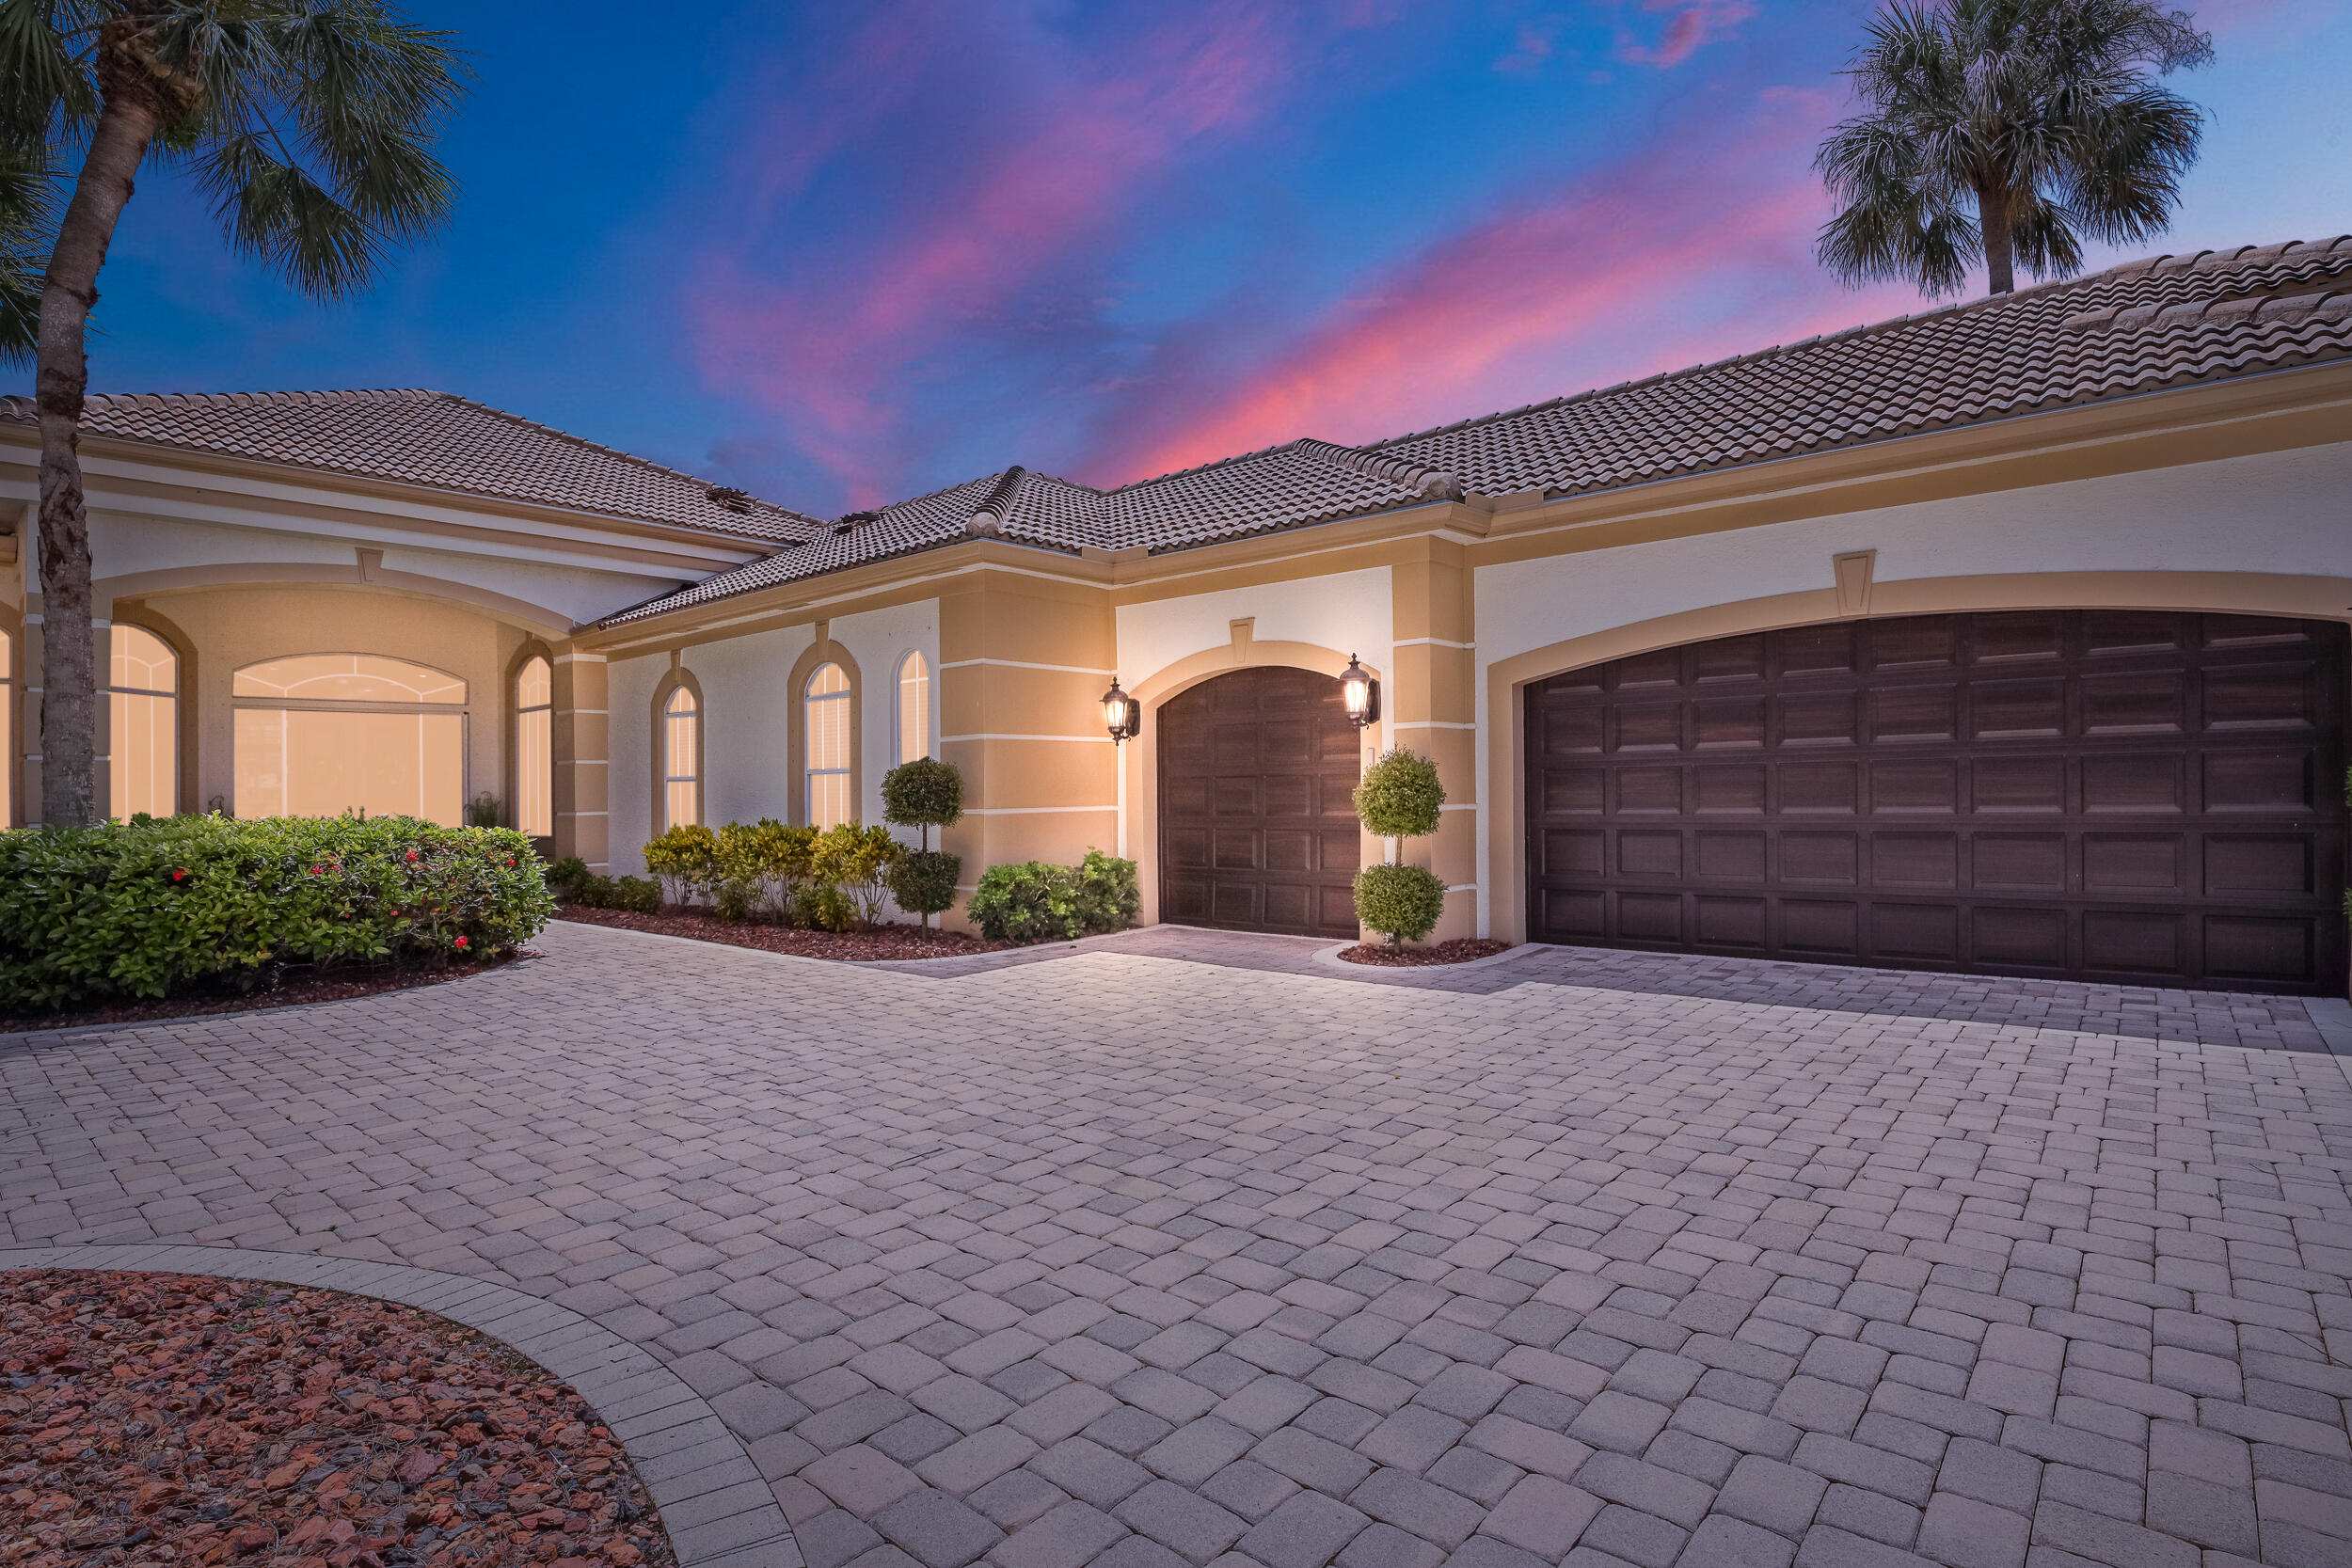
[1160,666,1362,938]
[1526,610,2347,994]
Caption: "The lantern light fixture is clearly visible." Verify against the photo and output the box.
[1339,654,1380,729]
[1103,675,1142,743]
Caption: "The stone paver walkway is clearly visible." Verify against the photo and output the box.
[6,921,2352,1568]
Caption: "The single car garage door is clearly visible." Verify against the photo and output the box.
[1161,666,1362,939]
[1526,610,2347,994]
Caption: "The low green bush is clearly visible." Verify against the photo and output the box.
[0,816,553,1011]
[813,824,905,928]
[1075,848,1140,935]
[1352,863,1447,945]
[966,850,1140,944]
[641,823,719,907]
[888,849,961,925]
[716,819,817,920]
[546,855,595,901]
[608,874,660,912]
[795,882,856,932]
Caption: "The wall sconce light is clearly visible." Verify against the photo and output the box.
[1339,654,1380,729]
[1103,675,1141,743]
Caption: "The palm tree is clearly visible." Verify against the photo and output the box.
[0,2,465,827]
[1815,0,2213,299]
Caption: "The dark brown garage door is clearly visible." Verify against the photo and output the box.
[1527,611,2347,994]
[1160,666,1362,938]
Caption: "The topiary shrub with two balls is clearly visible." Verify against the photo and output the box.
[1351,748,1447,945]
[882,757,964,929]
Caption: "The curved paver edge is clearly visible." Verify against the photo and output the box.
[1306,940,1541,975]
[0,1243,802,1568]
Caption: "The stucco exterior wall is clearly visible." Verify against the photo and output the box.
[1114,566,1392,691]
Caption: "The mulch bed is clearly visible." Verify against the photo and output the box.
[0,957,532,1037]
[0,1270,675,1568]
[557,903,1008,960]
[1337,938,1515,967]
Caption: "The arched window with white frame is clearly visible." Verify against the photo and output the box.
[805,661,852,828]
[896,651,930,765]
[516,655,552,836]
[109,625,180,819]
[661,682,701,830]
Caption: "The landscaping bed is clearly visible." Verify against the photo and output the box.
[557,903,1008,959]
[0,1269,674,1568]
[1,955,532,1036]
[1337,937,1514,967]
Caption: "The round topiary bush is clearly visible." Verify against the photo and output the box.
[1353,863,1447,945]
[888,849,962,927]
[882,758,964,848]
[1353,749,1444,841]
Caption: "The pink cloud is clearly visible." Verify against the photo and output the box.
[1622,0,1757,68]
[687,0,1305,507]
[1084,90,1922,485]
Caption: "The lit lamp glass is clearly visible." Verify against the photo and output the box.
[1103,676,1141,743]
[1339,655,1379,728]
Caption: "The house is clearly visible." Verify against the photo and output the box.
[4,237,2348,994]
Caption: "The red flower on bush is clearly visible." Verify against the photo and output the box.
[169,869,187,882]
[406,849,420,863]
[453,935,469,950]
[310,865,325,875]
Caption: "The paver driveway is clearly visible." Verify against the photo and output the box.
[7,921,2352,1568]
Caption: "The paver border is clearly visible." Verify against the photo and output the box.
[0,1243,802,1568]
[2308,997,2352,1091]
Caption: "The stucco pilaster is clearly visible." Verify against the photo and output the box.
[1390,538,1479,939]
[552,647,610,869]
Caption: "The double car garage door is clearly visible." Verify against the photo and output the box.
[1527,610,2346,994]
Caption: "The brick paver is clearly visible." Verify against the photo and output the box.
[5,920,2351,1568]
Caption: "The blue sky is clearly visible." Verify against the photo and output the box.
[59,0,2352,517]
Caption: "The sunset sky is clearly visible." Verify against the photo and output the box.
[64,0,2351,518]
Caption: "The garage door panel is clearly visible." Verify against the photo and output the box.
[1529,610,2345,994]
[1161,666,1363,940]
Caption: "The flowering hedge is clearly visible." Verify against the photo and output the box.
[0,816,555,1011]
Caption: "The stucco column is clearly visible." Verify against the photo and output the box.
[1390,537,1479,939]
[937,567,1118,931]
[551,647,610,869]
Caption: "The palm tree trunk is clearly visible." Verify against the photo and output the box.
[1977,184,2016,295]
[34,91,164,827]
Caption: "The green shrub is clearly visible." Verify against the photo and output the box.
[966,849,1140,944]
[546,855,595,901]
[795,882,856,932]
[1353,749,1445,840]
[882,758,964,848]
[609,875,660,913]
[641,824,720,907]
[888,849,962,923]
[466,792,503,829]
[0,816,553,1011]
[813,823,905,928]
[1075,849,1140,935]
[712,877,761,922]
[1352,863,1446,946]
[716,818,816,920]
[967,861,1082,943]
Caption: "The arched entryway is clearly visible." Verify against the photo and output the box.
[1524,609,2348,994]
[1159,665,1362,938]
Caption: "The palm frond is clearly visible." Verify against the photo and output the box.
[0,136,57,369]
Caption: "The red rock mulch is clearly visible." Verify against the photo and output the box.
[557,904,1007,960]
[1337,938,1515,967]
[0,957,532,1037]
[0,1270,675,1568]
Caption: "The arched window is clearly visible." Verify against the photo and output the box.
[896,651,930,765]
[233,653,464,824]
[805,661,851,828]
[108,625,179,819]
[661,683,700,830]
[516,656,552,836]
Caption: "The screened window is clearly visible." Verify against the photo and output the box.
[662,684,700,830]
[108,625,178,819]
[516,656,552,836]
[897,651,930,765]
[233,653,465,825]
[805,661,851,829]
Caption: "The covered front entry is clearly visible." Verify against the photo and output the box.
[1526,610,2348,994]
[1159,666,1362,938]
